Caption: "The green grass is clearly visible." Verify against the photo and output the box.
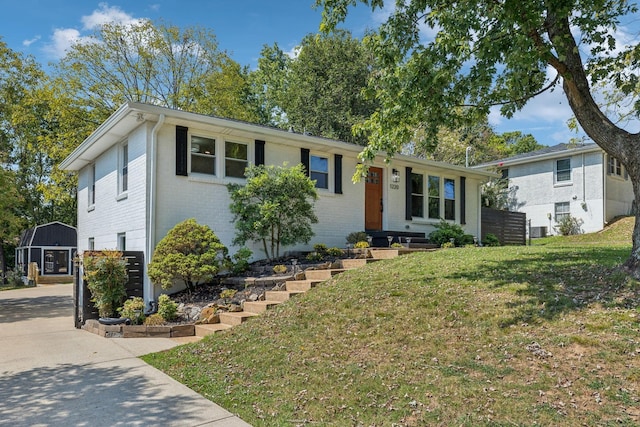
[143,217,640,426]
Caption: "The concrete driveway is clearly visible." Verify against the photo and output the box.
[0,284,251,427]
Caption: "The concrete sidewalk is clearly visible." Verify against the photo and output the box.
[0,283,251,427]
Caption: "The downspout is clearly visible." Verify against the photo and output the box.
[145,114,165,305]
[582,153,586,204]
[602,153,607,228]
[477,182,483,243]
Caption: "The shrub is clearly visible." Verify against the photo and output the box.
[346,231,368,245]
[119,297,146,325]
[354,241,370,249]
[219,289,238,303]
[5,266,24,287]
[313,243,328,255]
[273,264,288,274]
[148,218,228,292]
[157,294,178,321]
[144,313,165,326]
[391,242,404,248]
[306,252,324,262]
[326,247,344,257]
[483,233,501,246]
[428,220,466,246]
[462,234,475,245]
[229,247,252,276]
[228,163,318,260]
[83,250,128,318]
[441,241,455,249]
[555,215,584,236]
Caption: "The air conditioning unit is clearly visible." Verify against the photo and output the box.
[530,226,547,238]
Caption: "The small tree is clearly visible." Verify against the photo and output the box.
[228,163,318,260]
[83,250,128,318]
[148,218,227,292]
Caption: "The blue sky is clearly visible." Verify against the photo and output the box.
[1,1,637,147]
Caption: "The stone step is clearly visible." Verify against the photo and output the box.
[303,268,346,281]
[218,311,259,326]
[285,279,322,292]
[264,290,305,302]
[369,249,399,259]
[340,258,380,269]
[195,323,232,337]
[243,300,281,314]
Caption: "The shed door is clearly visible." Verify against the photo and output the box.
[365,167,383,230]
[44,250,69,274]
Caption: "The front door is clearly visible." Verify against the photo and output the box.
[365,167,383,230]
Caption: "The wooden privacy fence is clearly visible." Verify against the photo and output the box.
[74,251,144,328]
[481,207,526,246]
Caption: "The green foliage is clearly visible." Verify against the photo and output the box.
[354,241,370,249]
[229,247,253,276]
[441,241,455,249]
[144,313,165,326]
[157,294,178,322]
[83,251,128,318]
[326,247,344,257]
[555,216,584,236]
[4,266,25,287]
[346,231,368,245]
[313,243,328,255]
[119,297,146,325]
[272,264,288,274]
[228,163,318,260]
[483,233,501,247]
[428,220,466,247]
[219,289,238,303]
[148,218,228,292]
[391,242,404,248]
[306,252,324,262]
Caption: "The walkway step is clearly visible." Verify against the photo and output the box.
[340,258,379,269]
[369,249,399,259]
[219,311,259,326]
[195,323,232,337]
[286,279,322,292]
[304,269,346,281]
[265,290,305,302]
[243,300,281,314]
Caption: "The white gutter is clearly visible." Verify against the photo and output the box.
[145,114,165,305]
[602,152,607,227]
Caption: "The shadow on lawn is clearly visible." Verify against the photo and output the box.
[447,246,639,327]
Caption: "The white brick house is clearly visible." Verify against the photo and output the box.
[61,102,495,302]
[476,143,634,236]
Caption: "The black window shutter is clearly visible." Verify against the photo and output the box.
[334,154,343,194]
[460,176,466,225]
[405,167,413,221]
[255,140,265,166]
[301,148,310,175]
[175,126,188,176]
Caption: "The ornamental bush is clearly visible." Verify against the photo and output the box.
[148,218,227,292]
[228,163,318,260]
[428,220,466,247]
[157,294,178,321]
[119,297,146,325]
[83,250,128,318]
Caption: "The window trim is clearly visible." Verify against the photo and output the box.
[554,201,570,222]
[410,172,424,218]
[117,233,126,251]
[190,134,217,176]
[224,140,249,179]
[444,178,455,221]
[409,172,457,222]
[310,153,330,190]
[88,163,96,210]
[555,158,572,184]
[117,141,128,199]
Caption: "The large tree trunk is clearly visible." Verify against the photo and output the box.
[545,12,640,277]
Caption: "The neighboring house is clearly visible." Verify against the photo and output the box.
[475,143,634,236]
[15,221,77,279]
[60,102,496,302]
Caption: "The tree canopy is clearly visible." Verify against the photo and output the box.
[318,0,640,276]
[251,31,378,144]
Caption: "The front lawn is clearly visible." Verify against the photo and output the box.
[144,218,639,426]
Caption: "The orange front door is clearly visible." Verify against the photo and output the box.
[365,167,383,230]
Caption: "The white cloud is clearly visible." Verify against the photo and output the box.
[81,2,140,30]
[22,36,41,47]
[43,28,84,59]
[42,3,142,59]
